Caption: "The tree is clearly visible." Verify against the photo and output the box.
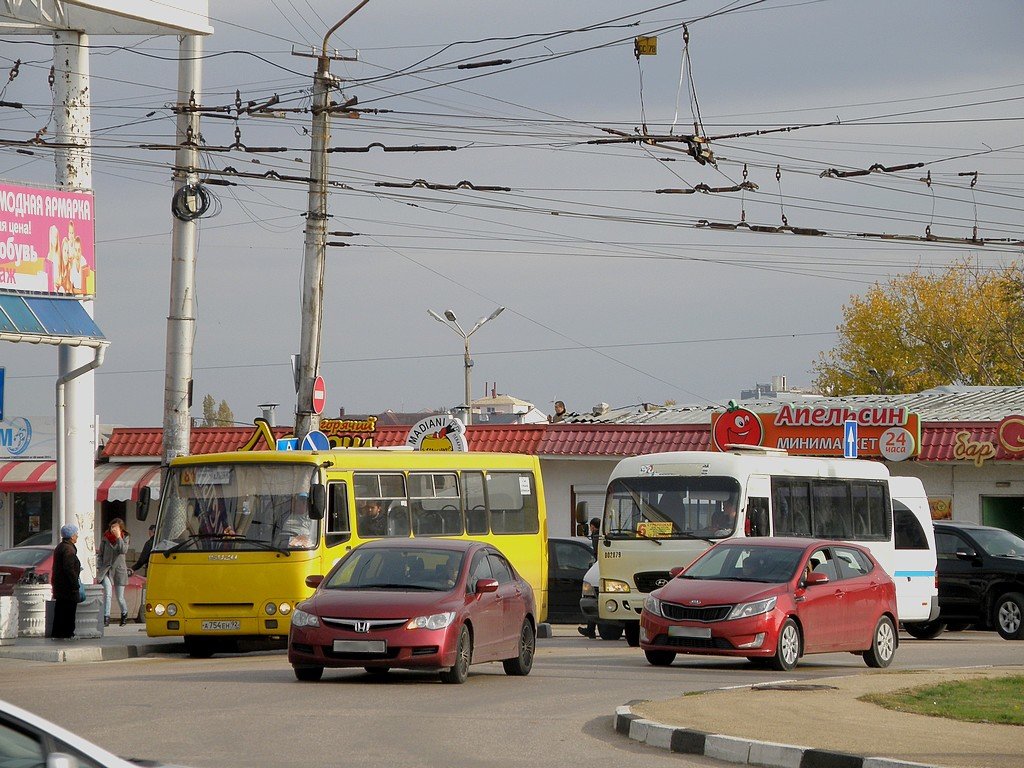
[201,394,235,427]
[813,260,1024,395]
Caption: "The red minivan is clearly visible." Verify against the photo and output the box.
[639,538,898,671]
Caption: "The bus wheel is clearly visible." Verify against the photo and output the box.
[903,620,944,640]
[624,622,640,647]
[184,637,216,658]
[598,623,623,641]
[293,665,324,682]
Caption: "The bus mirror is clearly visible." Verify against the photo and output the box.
[135,486,151,521]
[308,484,326,520]
[574,501,588,524]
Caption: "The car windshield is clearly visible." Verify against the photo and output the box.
[154,463,320,552]
[972,528,1024,557]
[324,548,464,592]
[0,548,50,566]
[682,545,804,583]
[604,474,741,541]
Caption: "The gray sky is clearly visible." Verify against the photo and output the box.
[2,0,1023,427]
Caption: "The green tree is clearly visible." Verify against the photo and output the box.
[201,394,235,427]
[813,260,1024,395]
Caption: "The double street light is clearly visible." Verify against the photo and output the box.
[428,307,505,426]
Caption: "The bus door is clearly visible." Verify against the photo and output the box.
[745,475,771,537]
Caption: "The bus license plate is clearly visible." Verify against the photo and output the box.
[668,626,711,639]
[333,640,386,653]
[201,620,240,631]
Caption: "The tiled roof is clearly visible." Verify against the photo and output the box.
[101,426,292,458]
[538,425,709,456]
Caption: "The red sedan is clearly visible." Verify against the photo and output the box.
[639,538,898,671]
[288,539,537,683]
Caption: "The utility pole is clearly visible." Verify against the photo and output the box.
[292,0,367,442]
[162,35,203,469]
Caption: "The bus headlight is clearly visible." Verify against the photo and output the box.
[291,609,320,628]
[279,603,291,615]
[166,603,178,617]
[406,612,456,630]
[265,603,277,616]
[154,604,166,617]
[602,579,631,593]
[727,596,777,620]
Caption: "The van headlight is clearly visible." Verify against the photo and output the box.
[727,596,777,620]
[602,579,630,593]
[581,581,597,598]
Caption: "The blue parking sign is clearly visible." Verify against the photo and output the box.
[843,419,858,458]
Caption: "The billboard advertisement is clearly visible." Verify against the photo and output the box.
[0,182,96,296]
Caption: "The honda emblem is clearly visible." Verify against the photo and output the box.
[354,621,370,633]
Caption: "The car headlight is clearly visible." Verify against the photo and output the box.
[727,596,778,620]
[643,595,662,617]
[602,579,631,593]
[406,611,456,630]
[291,609,320,628]
[581,582,597,597]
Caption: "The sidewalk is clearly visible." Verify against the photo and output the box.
[0,623,185,664]
[617,665,1024,768]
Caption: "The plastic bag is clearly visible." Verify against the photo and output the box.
[77,581,86,603]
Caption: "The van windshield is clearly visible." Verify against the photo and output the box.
[604,476,742,541]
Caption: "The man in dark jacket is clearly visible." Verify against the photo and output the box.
[131,525,156,573]
[51,524,82,640]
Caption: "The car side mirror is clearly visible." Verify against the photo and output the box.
[669,566,685,578]
[305,574,324,589]
[308,484,326,520]
[475,578,499,594]
[804,571,829,586]
[954,548,977,561]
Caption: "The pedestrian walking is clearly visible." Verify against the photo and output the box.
[97,518,132,627]
[578,517,602,639]
[50,524,82,640]
[131,524,156,574]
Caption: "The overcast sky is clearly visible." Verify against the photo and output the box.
[2,0,1022,428]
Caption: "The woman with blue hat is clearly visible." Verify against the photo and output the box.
[51,524,82,639]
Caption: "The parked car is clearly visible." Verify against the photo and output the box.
[0,545,147,622]
[580,561,624,640]
[918,521,1024,641]
[288,538,537,683]
[639,538,898,671]
[0,697,192,768]
[547,536,595,623]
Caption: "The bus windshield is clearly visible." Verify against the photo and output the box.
[604,475,742,541]
[153,463,319,553]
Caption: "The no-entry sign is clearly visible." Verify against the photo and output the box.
[312,376,326,415]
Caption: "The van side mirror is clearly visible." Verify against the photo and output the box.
[135,486,151,521]
[574,501,588,524]
[308,484,326,520]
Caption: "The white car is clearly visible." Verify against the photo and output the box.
[0,698,191,768]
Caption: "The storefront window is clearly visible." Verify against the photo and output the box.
[12,492,53,546]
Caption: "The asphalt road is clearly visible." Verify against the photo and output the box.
[0,629,1018,768]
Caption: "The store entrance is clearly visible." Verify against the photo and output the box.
[980,496,1024,537]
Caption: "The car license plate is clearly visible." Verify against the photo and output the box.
[668,625,712,639]
[333,640,386,653]
[201,620,240,631]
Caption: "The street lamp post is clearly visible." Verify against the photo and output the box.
[428,307,505,425]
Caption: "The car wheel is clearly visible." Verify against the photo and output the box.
[903,620,945,640]
[624,622,640,647]
[864,616,897,668]
[597,623,623,641]
[440,625,472,684]
[644,649,675,666]
[293,665,323,682]
[363,666,390,676]
[503,619,536,676]
[994,592,1024,640]
[770,618,801,671]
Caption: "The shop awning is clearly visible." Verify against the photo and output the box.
[0,460,56,492]
[0,461,161,500]
[94,463,162,502]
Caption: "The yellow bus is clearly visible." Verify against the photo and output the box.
[142,448,548,657]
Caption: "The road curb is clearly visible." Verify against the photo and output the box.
[0,641,185,664]
[614,705,939,768]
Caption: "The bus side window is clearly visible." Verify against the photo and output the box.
[746,497,769,537]
[325,482,351,548]
[464,471,488,534]
[893,502,928,549]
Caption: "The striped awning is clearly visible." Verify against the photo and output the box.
[0,461,161,500]
[94,463,162,502]
[0,460,56,492]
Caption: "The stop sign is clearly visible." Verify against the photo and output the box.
[311,375,326,415]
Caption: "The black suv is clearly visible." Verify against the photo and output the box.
[930,521,1024,640]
